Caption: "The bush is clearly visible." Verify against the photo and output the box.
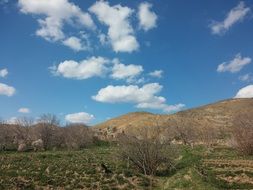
[117,126,175,176]
[232,113,253,155]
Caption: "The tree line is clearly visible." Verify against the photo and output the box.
[0,114,94,151]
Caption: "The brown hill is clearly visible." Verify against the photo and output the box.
[93,98,253,139]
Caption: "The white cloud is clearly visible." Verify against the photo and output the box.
[89,1,139,52]
[51,57,146,83]
[65,112,94,124]
[217,54,251,73]
[51,56,109,80]
[62,36,89,51]
[6,117,18,125]
[148,70,163,78]
[239,73,253,82]
[234,85,253,98]
[110,59,143,82]
[18,108,30,113]
[210,2,250,35]
[98,33,109,45]
[92,83,185,113]
[0,68,8,78]
[138,2,157,31]
[0,83,15,96]
[18,0,95,44]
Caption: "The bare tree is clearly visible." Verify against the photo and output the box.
[0,123,17,151]
[0,114,97,151]
[15,117,34,143]
[117,126,175,176]
[169,117,197,146]
[36,114,60,150]
[232,112,253,155]
[64,124,94,149]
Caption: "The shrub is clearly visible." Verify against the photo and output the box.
[117,126,175,176]
[232,113,253,155]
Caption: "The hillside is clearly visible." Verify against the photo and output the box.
[93,98,253,139]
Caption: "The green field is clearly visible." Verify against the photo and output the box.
[0,145,253,190]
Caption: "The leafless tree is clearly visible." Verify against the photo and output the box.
[232,112,253,155]
[169,117,198,146]
[117,126,175,176]
[15,117,34,143]
[36,114,60,150]
[0,114,97,151]
[64,124,94,149]
[0,123,16,151]
[196,124,220,147]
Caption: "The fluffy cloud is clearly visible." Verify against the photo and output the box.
[148,70,163,78]
[92,83,185,113]
[234,85,253,98]
[138,2,157,31]
[18,108,30,113]
[89,1,139,52]
[217,54,251,73]
[19,0,158,52]
[51,56,109,80]
[210,2,250,35]
[65,112,94,124]
[110,59,143,82]
[0,68,8,78]
[62,36,89,51]
[0,83,15,96]
[239,73,253,82]
[18,0,95,50]
[51,57,146,83]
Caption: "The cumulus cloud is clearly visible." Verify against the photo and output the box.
[65,112,94,124]
[51,56,109,80]
[18,0,95,50]
[0,83,15,96]
[148,70,163,78]
[138,2,157,31]
[0,68,8,78]
[239,73,253,82]
[89,1,139,52]
[92,83,185,113]
[62,36,89,51]
[234,85,253,98]
[18,108,30,113]
[217,54,251,73]
[51,57,146,83]
[210,1,250,35]
[110,59,143,82]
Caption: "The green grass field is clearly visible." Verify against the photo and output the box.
[0,145,252,189]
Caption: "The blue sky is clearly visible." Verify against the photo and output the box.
[0,0,253,125]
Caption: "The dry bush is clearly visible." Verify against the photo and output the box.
[195,124,220,147]
[0,124,16,150]
[35,114,62,150]
[15,117,34,145]
[169,117,198,146]
[232,113,253,155]
[117,126,175,176]
[0,114,96,151]
[64,124,94,149]
[168,116,221,147]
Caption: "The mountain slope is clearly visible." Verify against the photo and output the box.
[93,98,253,139]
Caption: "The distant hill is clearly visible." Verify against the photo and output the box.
[93,98,253,139]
